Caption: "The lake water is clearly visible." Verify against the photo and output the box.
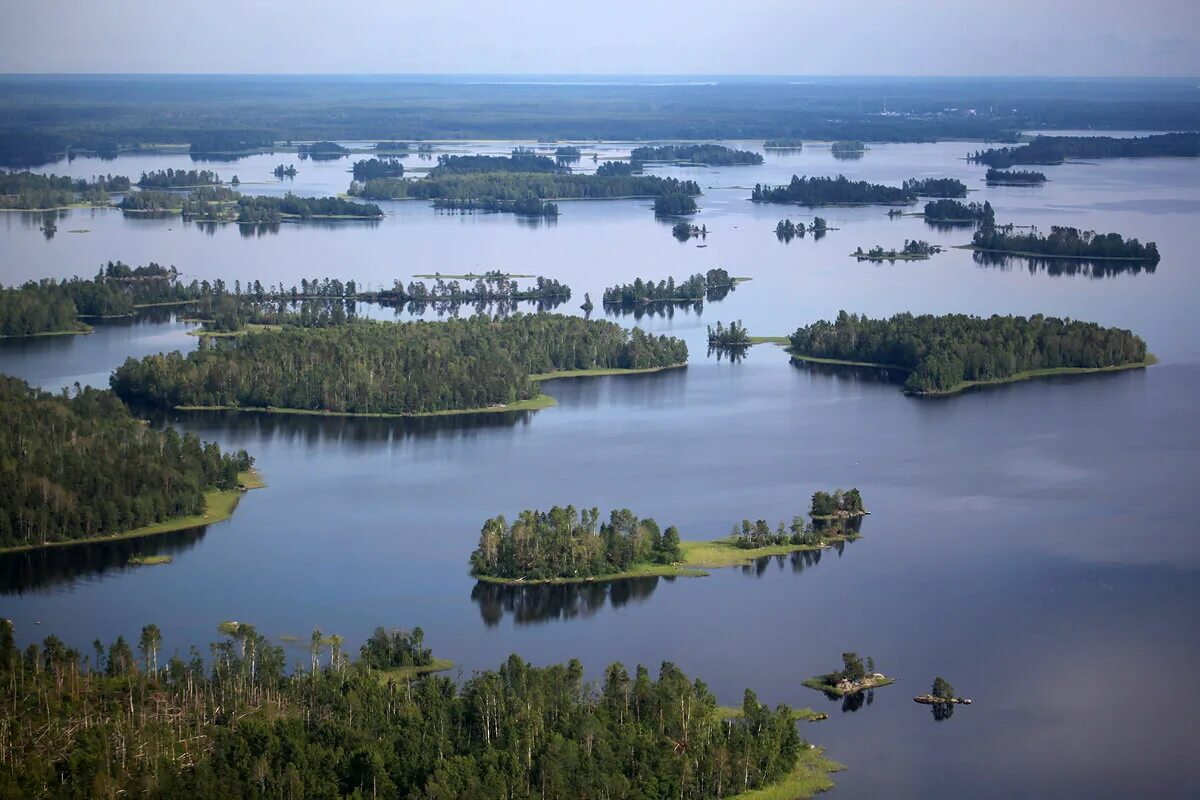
[1,140,1198,798]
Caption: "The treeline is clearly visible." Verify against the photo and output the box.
[433,194,559,217]
[653,193,698,216]
[358,626,432,670]
[0,377,252,549]
[986,168,1046,184]
[111,316,688,415]
[971,225,1160,262]
[0,617,810,800]
[752,175,913,206]
[969,132,1200,168]
[603,268,735,306]
[830,140,866,154]
[431,153,564,175]
[729,488,864,549]
[121,188,382,221]
[374,274,571,306]
[788,310,1149,393]
[352,171,700,206]
[273,164,297,178]
[298,141,348,159]
[903,177,966,197]
[188,132,274,155]
[707,320,751,350]
[0,170,130,209]
[764,138,804,149]
[775,217,828,241]
[137,169,220,188]
[471,506,684,580]
[923,199,994,225]
[853,240,940,260]
[629,144,763,166]
[351,157,404,180]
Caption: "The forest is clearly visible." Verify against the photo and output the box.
[0,376,252,550]
[471,506,684,580]
[111,315,688,415]
[432,194,559,217]
[923,199,994,225]
[628,144,763,166]
[0,170,130,209]
[431,152,564,174]
[985,168,1047,184]
[788,311,1150,394]
[830,141,866,155]
[370,274,571,309]
[653,193,698,216]
[751,175,913,206]
[136,168,220,188]
[971,225,1160,262]
[120,189,382,221]
[298,141,348,159]
[0,617,816,799]
[603,268,736,306]
[351,158,404,180]
[902,177,966,197]
[707,320,752,350]
[764,138,804,149]
[968,132,1200,167]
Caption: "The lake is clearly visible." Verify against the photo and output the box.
[1,139,1198,798]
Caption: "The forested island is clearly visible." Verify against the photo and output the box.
[672,221,707,241]
[136,169,220,188]
[297,140,348,159]
[629,144,763,165]
[112,315,688,417]
[653,192,698,216]
[121,188,383,222]
[707,320,752,350]
[853,240,941,261]
[923,199,995,226]
[775,217,829,241]
[985,168,1047,185]
[470,490,866,584]
[602,268,740,306]
[0,617,839,799]
[968,225,1160,262]
[830,141,866,157]
[764,138,804,149]
[752,175,913,206]
[272,163,297,179]
[0,376,256,552]
[969,132,1200,168]
[903,177,967,197]
[351,157,404,180]
[804,653,893,697]
[0,171,130,209]
[788,311,1152,395]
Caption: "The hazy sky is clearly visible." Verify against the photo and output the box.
[3,0,1199,76]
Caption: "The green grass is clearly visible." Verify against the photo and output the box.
[955,244,1155,262]
[749,336,790,345]
[851,251,931,261]
[0,470,263,554]
[914,357,1158,396]
[718,706,827,723]
[802,675,896,696]
[788,352,911,371]
[175,395,558,418]
[128,554,172,566]
[530,364,686,381]
[0,325,93,339]
[727,747,845,800]
[186,324,282,338]
[375,658,455,682]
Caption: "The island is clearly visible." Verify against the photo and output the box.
[914,676,971,706]
[297,140,348,160]
[351,157,404,180]
[903,177,967,198]
[752,175,914,206]
[1,616,840,800]
[0,375,259,553]
[764,138,804,150]
[629,143,763,166]
[603,268,742,307]
[468,490,867,584]
[787,310,1154,395]
[985,168,1047,185]
[0,170,130,210]
[830,140,867,158]
[653,192,697,216]
[969,132,1200,168]
[967,224,1160,263]
[775,217,830,241]
[922,199,994,226]
[111,315,689,417]
[672,221,708,241]
[708,320,753,350]
[272,163,297,179]
[852,240,941,261]
[136,168,221,188]
[804,653,894,696]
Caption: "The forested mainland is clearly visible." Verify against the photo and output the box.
[968,132,1200,168]
[0,376,253,551]
[788,311,1151,394]
[603,268,738,306]
[628,144,763,166]
[0,170,130,209]
[111,315,688,416]
[751,175,914,206]
[969,225,1160,262]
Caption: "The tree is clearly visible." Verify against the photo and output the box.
[139,624,162,674]
[840,652,865,682]
[932,676,954,699]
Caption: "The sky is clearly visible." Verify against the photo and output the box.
[2,0,1199,77]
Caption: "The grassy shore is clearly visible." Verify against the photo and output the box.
[0,470,263,555]
[374,658,455,682]
[128,554,173,566]
[473,534,857,586]
[187,323,283,338]
[728,747,845,800]
[0,325,93,340]
[176,395,558,418]
[718,706,827,723]
[748,336,790,345]
[802,675,896,696]
[530,363,686,381]
[956,244,1154,262]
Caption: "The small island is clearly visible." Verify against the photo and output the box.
[707,319,752,351]
[967,224,1159,263]
[128,554,173,566]
[985,168,1047,185]
[752,174,913,206]
[297,140,348,160]
[775,217,830,241]
[672,221,707,241]
[351,157,404,180]
[764,138,804,150]
[903,177,967,198]
[914,677,971,706]
[629,143,763,166]
[136,168,220,188]
[272,163,297,179]
[804,653,894,696]
[603,268,742,307]
[830,140,867,158]
[922,199,994,226]
[852,240,942,261]
[359,626,453,682]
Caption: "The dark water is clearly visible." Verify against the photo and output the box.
[1,140,1198,798]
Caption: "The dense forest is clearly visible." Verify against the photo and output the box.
[752,175,913,206]
[431,153,564,175]
[111,316,688,415]
[985,168,1047,184]
[902,177,966,197]
[968,132,1200,168]
[121,188,382,221]
[0,377,252,550]
[471,506,684,580]
[0,170,130,208]
[628,144,763,166]
[0,617,815,799]
[788,311,1150,393]
[136,168,220,188]
[971,225,1160,262]
[764,138,804,149]
[923,199,994,225]
[603,269,736,306]
[372,274,571,308]
[351,157,404,180]
[298,141,348,160]
[653,193,698,216]
[707,320,752,350]
[432,194,559,217]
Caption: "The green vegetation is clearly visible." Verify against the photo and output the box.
[298,140,348,159]
[852,240,941,261]
[724,748,844,800]
[775,217,829,241]
[985,168,1047,184]
[673,221,707,241]
[0,170,130,209]
[128,554,173,566]
[272,163,297,178]
[136,168,220,188]
[112,315,688,416]
[412,271,535,279]
[0,375,256,552]
[603,268,738,306]
[788,310,1151,395]
[803,653,893,696]
[708,320,752,350]
[630,144,763,165]
[970,225,1160,262]
[653,192,698,216]
[351,157,403,180]
[969,132,1200,167]
[121,187,382,221]
[830,140,866,155]
[903,177,966,197]
[763,138,804,149]
[923,199,994,225]
[752,174,913,206]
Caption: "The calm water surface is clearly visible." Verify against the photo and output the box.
[1,141,1198,798]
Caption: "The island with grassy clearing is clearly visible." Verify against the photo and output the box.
[803,652,895,697]
[788,310,1153,395]
[967,224,1160,263]
[852,240,942,261]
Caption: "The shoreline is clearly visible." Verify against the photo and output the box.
[803,675,896,696]
[0,470,263,555]
[0,325,93,340]
[956,244,1158,263]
